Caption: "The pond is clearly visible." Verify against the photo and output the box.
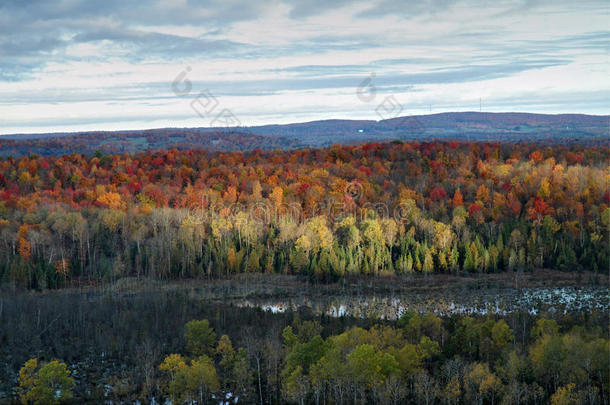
[230,285,609,319]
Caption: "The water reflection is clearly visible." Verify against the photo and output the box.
[230,286,609,319]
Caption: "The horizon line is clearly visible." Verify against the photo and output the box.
[1,110,608,137]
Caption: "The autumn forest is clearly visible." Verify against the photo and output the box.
[1,138,609,404]
[3,0,609,402]
[0,140,608,288]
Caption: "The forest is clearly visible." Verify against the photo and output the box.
[0,140,608,289]
[0,130,302,157]
[3,0,608,402]
[2,288,607,404]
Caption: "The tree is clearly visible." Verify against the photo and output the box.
[433,221,454,252]
[452,189,464,207]
[529,333,565,391]
[531,318,559,339]
[464,244,475,272]
[159,353,187,380]
[227,247,237,273]
[464,362,502,405]
[17,358,75,404]
[302,216,333,253]
[188,355,220,402]
[346,344,385,390]
[17,225,31,261]
[491,319,514,354]
[283,365,309,405]
[185,319,217,357]
[282,326,298,349]
[270,185,283,209]
[550,383,578,405]
[413,371,438,405]
[96,191,125,210]
[442,376,462,405]
[159,353,219,403]
[283,335,326,376]
[231,348,252,401]
[422,249,434,273]
[217,334,235,384]
[336,216,361,250]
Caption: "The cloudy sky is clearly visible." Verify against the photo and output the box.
[0,0,608,134]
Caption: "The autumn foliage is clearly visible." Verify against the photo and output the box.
[0,141,607,288]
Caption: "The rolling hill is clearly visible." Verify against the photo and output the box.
[1,112,607,156]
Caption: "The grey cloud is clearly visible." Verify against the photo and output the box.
[490,0,609,18]
[0,58,569,105]
[1,0,604,82]
[357,0,459,18]
[0,0,267,80]
[0,0,267,27]
[286,0,354,18]
[0,0,607,133]
[0,36,64,57]
[260,64,371,75]
[72,28,242,57]
[0,61,41,82]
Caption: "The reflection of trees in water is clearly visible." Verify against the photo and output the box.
[233,286,608,320]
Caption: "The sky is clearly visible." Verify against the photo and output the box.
[0,0,608,135]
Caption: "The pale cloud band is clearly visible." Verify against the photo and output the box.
[0,0,608,134]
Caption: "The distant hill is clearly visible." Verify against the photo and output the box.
[252,112,608,146]
[1,112,607,156]
[0,129,301,157]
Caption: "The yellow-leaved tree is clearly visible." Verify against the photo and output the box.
[17,358,75,404]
